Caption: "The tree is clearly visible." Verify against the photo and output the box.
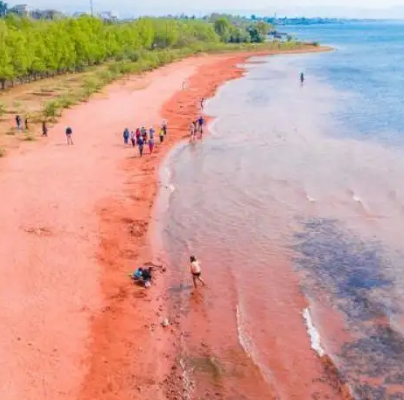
[214,17,231,42]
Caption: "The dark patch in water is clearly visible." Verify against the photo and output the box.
[294,219,391,322]
[294,219,404,399]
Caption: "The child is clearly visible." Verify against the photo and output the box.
[190,256,205,289]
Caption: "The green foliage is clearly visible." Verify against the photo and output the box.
[43,100,60,117]
[0,16,223,87]
[0,102,6,119]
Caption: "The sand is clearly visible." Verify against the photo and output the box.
[0,45,330,400]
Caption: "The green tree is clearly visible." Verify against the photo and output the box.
[214,17,231,42]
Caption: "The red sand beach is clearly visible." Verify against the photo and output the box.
[0,46,329,400]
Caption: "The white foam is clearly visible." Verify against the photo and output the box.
[236,305,253,357]
[303,308,325,357]
[306,194,316,203]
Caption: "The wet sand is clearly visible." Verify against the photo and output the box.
[0,46,329,400]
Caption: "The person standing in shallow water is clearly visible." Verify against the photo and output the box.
[300,72,305,85]
[190,256,205,289]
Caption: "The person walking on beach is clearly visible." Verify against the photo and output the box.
[148,137,155,154]
[159,128,165,144]
[136,128,141,142]
[201,97,205,110]
[190,256,205,289]
[137,135,144,157]
[197,116,205,137]
[189,121,196,142]
[66,126,73,145]
[130,130,136,147]
[300,72,305,85]
[42,121,48,137]
[141,126,147,143]
[123,128,130,145]
[15,115,21,131]
[162,120,167,136]
[149,126,155,140]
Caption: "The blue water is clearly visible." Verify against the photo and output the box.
[290,22,404,144]
[160,21,404,399]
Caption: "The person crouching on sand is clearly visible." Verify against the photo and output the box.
[190,255,205,289]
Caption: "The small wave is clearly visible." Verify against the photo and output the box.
[302,308,325,357]
[306,194,317,203]
[236,305,254,358]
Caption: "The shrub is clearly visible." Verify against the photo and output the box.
[43,100,60,118]
[0,103,6,120]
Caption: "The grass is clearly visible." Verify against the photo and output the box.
[22,133,35,141]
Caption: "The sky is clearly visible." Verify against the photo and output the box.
[16,0,404,18]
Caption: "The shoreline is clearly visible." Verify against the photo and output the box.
[79,45,332,400]
[0,45,331,400]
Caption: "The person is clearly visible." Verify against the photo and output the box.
[137,135,144,157]
[42,121,48,137]
[142,267,152,288]
[300,72,305,85]
[66,126,73,145]
[130,130,136,147]
[25,117,29,130]
[149,126,155,140]
[189,121,196,142]
[136,128,141,142]
[15,115,21,131]
[162,120,167,136]
[141,126,147,143]
[201,97,205,110]
[148,137,155,154]
[123,128,130,145]
[130,266,153,288]
[159,129,165,144]
[197,116,204,137]
[190,255,205,289]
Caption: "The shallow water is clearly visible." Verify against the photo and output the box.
[158,22,404,399]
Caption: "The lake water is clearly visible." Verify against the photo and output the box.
[158,22,404,400]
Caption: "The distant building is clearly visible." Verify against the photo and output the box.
[8,4,30,16]
[99,11,118,21]
[30,9,64,19]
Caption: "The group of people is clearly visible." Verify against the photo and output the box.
[189,115,205,142]
[123,121,167,157]
[131,255,205,290]
[15,115,29,131]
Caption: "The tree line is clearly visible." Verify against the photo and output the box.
[0,15,221,89]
